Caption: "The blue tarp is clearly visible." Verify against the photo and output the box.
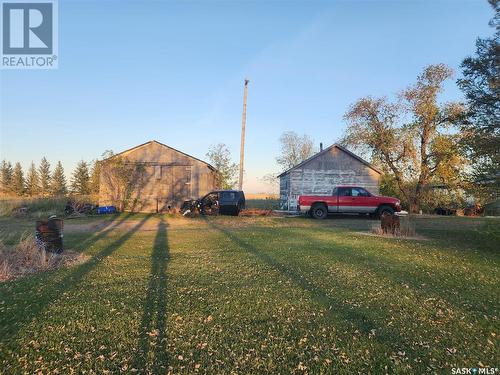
[97,206,117,214]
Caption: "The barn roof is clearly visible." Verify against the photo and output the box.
[102,140,217,171]
[277,144,382,177]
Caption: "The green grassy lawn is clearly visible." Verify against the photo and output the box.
[0,214,498,373]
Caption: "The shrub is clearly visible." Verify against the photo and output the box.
[0,234,86,281]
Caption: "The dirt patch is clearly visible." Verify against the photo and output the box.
[64,220,118,233]
[0,235,87,282]
[65,215,202,233]
[239,209,281,217]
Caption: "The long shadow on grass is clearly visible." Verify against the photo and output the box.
[132,217,170,373]
[70,213,134,252]
[252,226,499,367]
[0,214,153,342]
[204,218,421,361]
[206,219,442,366]
[292,227,498,317]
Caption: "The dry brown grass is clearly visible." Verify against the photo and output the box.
[0,234,87,282]
[239,209,280,217]
[244,193,279,200]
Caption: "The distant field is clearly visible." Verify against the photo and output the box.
[245,198,280,210]
[0,196,98,218]
[0,214,498,373]
[244,193,279,200]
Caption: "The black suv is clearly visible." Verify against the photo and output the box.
[181,190,246,216]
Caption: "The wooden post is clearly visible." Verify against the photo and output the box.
[239,79,249,191]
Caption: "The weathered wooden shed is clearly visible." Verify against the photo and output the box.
[99,140,218,213]
[278,144,382,210]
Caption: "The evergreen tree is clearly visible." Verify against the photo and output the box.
[0,160,13,194]
[89,160,101,195]
[71,160,90,195]
[51,161,68,196]
[25,161,39,196]
[458,0,499,189]
[12,162,25,196]
[38,157,51,196]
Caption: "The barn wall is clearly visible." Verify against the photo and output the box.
[280,146,381,210]
[99,142,217,212]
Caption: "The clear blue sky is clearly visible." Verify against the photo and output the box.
[0,0,494,193]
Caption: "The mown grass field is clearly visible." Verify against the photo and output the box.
[0,213,498,374]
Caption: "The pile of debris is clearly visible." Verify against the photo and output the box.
[64,200,97,216]
[239,209,279,217]
[11,206,28,217]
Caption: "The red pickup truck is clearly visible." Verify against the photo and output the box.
[298,186,401,219]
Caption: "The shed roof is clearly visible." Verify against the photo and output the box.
[102,140,216,171]
[277,144,382,177]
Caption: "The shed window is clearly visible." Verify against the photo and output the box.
[155,165,161,180]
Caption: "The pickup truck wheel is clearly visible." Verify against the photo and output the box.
[311,204,327,219]
[378,205,394,217]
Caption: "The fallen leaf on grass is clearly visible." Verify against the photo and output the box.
[148,329,159,337]
[297,362,307,371]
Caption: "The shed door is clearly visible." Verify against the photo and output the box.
[172,166,191,202]
[159,166,173,200]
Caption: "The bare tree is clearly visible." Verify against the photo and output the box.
[206,143,238,190]
[260,173,280,193]
[276,131,315,171]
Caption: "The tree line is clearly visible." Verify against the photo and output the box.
[0,147,239,198]
[1,2,496,212]
[0,158,100,197]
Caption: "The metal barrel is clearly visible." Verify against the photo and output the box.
[35,218,64,253]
